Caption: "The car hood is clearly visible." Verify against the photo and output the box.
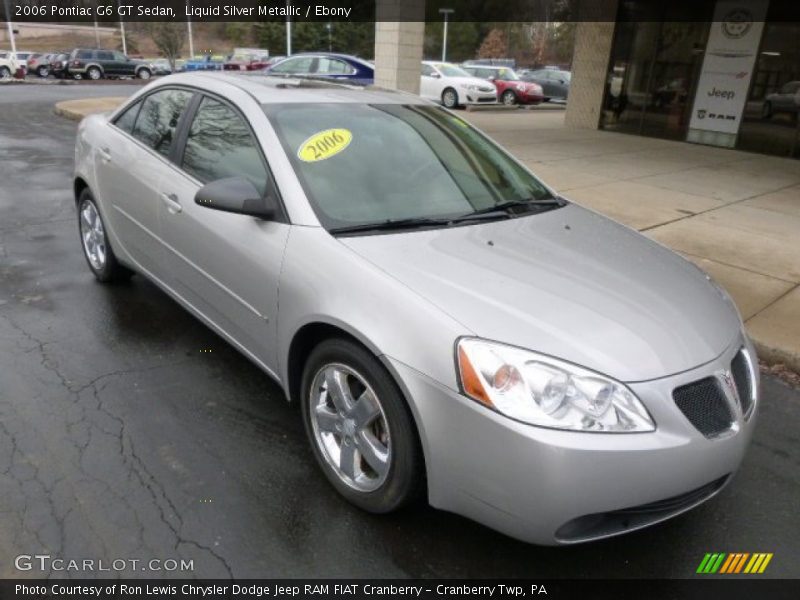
[447,76,496,90]
[339,204,741,383]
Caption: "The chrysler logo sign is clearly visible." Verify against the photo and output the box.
[722,9,753,39]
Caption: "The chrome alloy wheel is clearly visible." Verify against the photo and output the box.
[309,363,391,492]
[80,199,107,271]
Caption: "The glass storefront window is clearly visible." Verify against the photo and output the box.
[737,21,800,158]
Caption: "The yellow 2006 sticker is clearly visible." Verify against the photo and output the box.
[297,128,352,162]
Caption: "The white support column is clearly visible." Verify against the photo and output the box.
[374,0,426,94]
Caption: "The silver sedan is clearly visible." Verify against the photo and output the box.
[73,73,758,545]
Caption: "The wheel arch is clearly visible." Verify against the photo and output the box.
[73,176,90,206]
[285,320,383,404]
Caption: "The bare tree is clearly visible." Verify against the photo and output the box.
[478,29,508,59]
[148,22,186,70]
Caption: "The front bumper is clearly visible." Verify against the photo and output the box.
[388,334,758,545]
[463,90,498,105]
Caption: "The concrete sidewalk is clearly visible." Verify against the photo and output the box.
[54,97,800,371]
[465,109,800,370]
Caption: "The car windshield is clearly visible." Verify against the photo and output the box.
[434,64,471,78]
[265,103,555,231]
[495,68,520,81]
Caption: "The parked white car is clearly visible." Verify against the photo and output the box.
[420,61,497,108]
[0,51,20,80]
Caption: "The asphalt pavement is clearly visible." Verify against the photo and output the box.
[1,85,799,579]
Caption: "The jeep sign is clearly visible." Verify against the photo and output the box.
[688,0,768,146]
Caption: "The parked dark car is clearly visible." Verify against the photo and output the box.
[265,53,374,85]
[50,53,71,79]
[66,48,153,80]
[520,69,571,102]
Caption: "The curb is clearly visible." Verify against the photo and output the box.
[751,337,800,376]
[54,97,126,121]
[53,105,83,121]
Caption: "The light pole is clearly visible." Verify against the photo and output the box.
[3,0,17,54]
[286,0,292,55]
[187,2,195,58]
[439,8,454,62]
[326,22,332,52]
[118,1,126,55]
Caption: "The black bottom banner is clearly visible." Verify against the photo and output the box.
[2,579,799,600]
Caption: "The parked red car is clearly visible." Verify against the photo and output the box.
[462,65,544,106]
[223,48,271,71]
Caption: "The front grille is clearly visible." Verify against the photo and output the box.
[731,350,754,416]
[673,377,733,437]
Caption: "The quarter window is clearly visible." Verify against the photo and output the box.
[181,97,268,195]
[131,89,192,157]
[113,100,142,134]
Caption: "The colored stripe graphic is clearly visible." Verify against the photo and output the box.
[700,553,773,574]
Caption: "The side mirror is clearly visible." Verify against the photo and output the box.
[195,177,276,220]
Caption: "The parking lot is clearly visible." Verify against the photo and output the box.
[1,84,799,578]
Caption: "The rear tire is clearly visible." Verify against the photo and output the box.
[77,188,132,283]
[137,67,152,80]
[0,66,10,80]
[300,338,424,514]
[87,66,102,80]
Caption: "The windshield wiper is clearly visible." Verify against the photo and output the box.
[455,197,566,220]
[329,216,454,235]
[329,210,517,235]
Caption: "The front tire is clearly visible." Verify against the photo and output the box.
[37,66,49,78]
[301,338,424,513]
[78,189,132,282]
[441,87,459,109]
[0,66,10,80]
[501,89,518,106]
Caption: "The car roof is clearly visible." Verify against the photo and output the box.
[281,52,371,65]
[156,72,426,105]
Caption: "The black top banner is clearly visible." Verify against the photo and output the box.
[1,0,799,23]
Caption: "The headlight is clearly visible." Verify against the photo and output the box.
[457,338,655,433]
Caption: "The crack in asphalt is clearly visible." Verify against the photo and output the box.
[0,313,236,577]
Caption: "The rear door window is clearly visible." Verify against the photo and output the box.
[131,89,193,157]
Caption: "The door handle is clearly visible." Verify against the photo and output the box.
[160,192,182,214]
[99,147,111,162]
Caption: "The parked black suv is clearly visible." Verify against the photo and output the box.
[67,48,152,80]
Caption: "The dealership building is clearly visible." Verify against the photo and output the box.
[375,0,799,159]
